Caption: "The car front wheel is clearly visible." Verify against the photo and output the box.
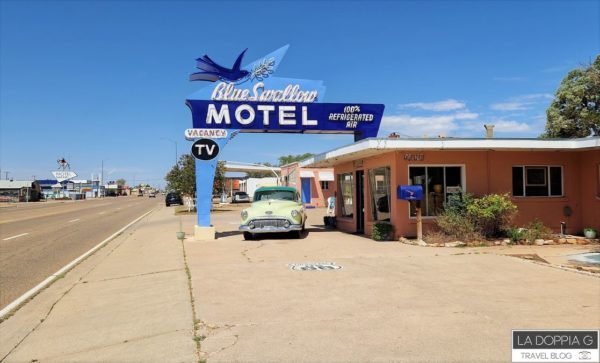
[243,232,254,240]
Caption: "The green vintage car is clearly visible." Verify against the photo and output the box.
[239,186,307,240]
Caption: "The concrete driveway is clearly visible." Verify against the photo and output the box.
[184,208,600,362]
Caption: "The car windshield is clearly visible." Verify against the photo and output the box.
[254,190,296,202]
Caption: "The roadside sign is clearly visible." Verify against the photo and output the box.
[51,171,77,182]
[191,139,220,160]
[184,128,228,140]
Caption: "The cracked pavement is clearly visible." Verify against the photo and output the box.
[1,204,597,362]
[184,207,600,363]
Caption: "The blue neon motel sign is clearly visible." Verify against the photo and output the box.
[186,45,385,232]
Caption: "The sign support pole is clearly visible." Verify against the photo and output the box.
[416,201,423,242]
[193,130,238,240]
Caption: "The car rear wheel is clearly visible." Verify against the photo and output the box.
[243,232,254,240]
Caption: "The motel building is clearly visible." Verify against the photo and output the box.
[300,133,600,239]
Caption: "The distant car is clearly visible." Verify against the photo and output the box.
[232,191,250,203]
[148,192,156,198]
[239,186,306,240]
[165,192,182,207]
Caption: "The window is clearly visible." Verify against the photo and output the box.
[253,189,297,202]
[408,166,463,217]
[320,181,329,190]
[338,173,353,217]
[288,170,297,185]
[512,166,563,197]
[368,167,391,221]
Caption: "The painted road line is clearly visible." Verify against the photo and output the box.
[0,208,156,320]
[2,233,29,241]
[99,211,106,215]
[68,219,80,223]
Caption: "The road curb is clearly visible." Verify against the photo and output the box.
[0,208,156,320]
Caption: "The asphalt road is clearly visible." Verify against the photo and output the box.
[0,196,160,309]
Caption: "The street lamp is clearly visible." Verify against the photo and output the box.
[160,137,178,166]
[100,159,109,197]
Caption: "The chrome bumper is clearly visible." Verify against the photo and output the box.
[239,222,302,233]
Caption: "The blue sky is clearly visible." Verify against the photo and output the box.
[1,1,598,187]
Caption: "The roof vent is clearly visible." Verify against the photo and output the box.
[388,132,400,139]
[484,124,495,139]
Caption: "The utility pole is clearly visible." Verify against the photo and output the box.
[101,160,104,197]
[4,171,9,180]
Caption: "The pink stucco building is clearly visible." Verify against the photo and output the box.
[301,137,600,238]
[280,162,336,207]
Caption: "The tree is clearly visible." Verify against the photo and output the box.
[116,178,126,186]
[543,55,600,138]
[213,161,226,195]
[165,154,196,197]
[278,153,314,166]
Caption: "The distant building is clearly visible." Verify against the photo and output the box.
[280,162,336,207]
[0,180,42,202]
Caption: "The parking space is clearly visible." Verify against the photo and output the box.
[183,208,600,362]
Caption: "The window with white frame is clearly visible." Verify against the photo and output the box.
[408,166,463,217]
[320,181,329,190]
[338,173,353,217]
[512,166,563,197]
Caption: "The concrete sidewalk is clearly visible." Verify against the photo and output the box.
[0,206,197,362]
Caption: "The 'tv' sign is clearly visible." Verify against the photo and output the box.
[191,139,220,160]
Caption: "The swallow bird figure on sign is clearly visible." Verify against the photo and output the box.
[189,49,250,83]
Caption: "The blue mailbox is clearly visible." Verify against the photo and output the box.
[397,185,423,201]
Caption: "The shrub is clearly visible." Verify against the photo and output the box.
[436,210,481,241]
[506,227,525,243]
[443,192,473,215]
[523,219,552,243]
[372,222,394,241]
[435,192,518,240]
[465,193,518,237]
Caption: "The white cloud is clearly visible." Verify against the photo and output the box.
[516,93,553,101]
[398,99,465,112]
[490,102,529,111]
[490,94,554,112]
[381,111,480,136]
[493,120,531,132]
[454,112,479,120]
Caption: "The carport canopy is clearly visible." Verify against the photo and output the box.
[223,161,281,177]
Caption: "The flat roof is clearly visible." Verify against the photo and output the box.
[300,137,600,168]
[223,161,281,173]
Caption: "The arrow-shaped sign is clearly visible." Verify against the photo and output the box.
[52,171,77,182]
